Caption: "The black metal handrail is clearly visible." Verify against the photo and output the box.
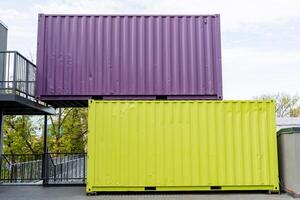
[0,51,37,99]
[0,154,43,183]
[46,153,87,184]
[2,154,11,165]
[0,153,86,185]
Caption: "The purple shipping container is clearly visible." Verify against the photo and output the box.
[36,14,222,107]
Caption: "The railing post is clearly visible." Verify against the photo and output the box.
[42,114,48,185]
[54,165,56,182]
[0,52,5,90]
[26,61,29,98]
[83,153,86,183]
[10,155,15,183]
[13,52,17,94]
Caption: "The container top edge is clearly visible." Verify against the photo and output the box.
[277,127,300,135]
[40,13,220,17]
[89,100,275,103]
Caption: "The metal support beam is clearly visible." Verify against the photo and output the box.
[42,114,48,185]
[0,109,3,155]
[0,109,3,183]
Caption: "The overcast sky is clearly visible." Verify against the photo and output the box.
[0,0,299,99]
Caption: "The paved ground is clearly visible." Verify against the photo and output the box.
[0,186,293,200]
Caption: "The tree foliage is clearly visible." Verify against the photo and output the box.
[3,115,43,154]
[3,108,87,154]
[254,93,300,117]
[48,108,87,153]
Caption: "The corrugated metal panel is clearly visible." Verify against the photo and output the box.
[36,14,222,103]
[87,100,279,192]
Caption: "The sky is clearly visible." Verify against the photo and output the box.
[0,0,299,99]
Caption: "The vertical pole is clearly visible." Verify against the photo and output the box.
[25,61,29,98]
[0,109,3,155]
[83,153,86,183]
[0,110,3,182]
[0,52,5,89]
[13,53,17,94]
[42,114,48,185]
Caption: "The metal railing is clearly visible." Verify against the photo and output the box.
[46,153,87,184]
[0,154,43,183]
[0,153,86,185]
[0,51,37,101]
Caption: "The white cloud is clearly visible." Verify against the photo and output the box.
[224,48,300,68]
[32,0,300,30]
[0,9,29,20]
[33,0,130,14]
[223,48,300,99]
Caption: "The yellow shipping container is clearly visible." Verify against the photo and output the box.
[87,100,279,193]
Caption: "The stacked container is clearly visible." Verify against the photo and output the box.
[36,14,222,105]
[87,100,279,192]
[36,14,279,193]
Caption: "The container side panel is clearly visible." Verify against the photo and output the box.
[36,15,222,100]
[87,101,279,191]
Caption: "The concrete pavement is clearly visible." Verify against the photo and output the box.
[0,186,293,200]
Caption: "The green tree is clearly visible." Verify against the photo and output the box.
[3,108,87,154]
[48,108,87,153]
[290,107,300,117]
[3,115,43,154]
[254,93,300,117]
